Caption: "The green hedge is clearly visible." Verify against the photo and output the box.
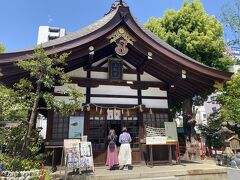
[0,153,41,171]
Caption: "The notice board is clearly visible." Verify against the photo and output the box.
[164,122,178,141]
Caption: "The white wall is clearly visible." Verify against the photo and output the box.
[91,85,137,96]
[67,67,86,77]
[142,87,167,97]
[91,97,138,105]
[141,72,161,82]
[142,99,168,108]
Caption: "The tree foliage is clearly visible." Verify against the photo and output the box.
[221,0,240,46]
[198,111,225,148]
[0,46,84,156]
[0,42,5,53]
[0,84,29,122]
[145,0,233,71]
[217,70,240,124]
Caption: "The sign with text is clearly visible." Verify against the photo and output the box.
[69,116,84,138]
[79,142,94,171]
[146,136,167,145]
[64,139,81,169]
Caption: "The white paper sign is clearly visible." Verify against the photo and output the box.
[146,136,167,145]
[64,139,81,169]
[79,142,94,169]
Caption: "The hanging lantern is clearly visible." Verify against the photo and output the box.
[87,104,91,111]
[99,107,103,115]
[149,108,153,115]
[127,109,130,116]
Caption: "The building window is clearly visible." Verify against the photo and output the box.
[109,58,122,80]
[143,111,168,128]
[52,112,69,140]
[122,110,139,148]
[89,109,106,151]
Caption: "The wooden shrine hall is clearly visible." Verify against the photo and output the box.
[0,0,232,165]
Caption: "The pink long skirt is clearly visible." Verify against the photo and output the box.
[106,145,119,168]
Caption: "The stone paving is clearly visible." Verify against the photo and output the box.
[53,159,228,180]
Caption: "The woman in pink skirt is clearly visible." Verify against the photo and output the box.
[106,129,119,170]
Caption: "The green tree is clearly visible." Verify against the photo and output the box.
[0,84,29,122]
[0,42,5,53]
[13,46,84,155]
[221,0,240,46]
[217,71,240,125]
[145,0,233,71]
[145,1,233,149]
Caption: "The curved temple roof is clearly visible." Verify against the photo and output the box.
[0,1,233,105]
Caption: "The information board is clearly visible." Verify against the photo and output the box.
[69,116,84,139]
[146,136,167,145]
[164,122,178,141]
[64,139,81,169]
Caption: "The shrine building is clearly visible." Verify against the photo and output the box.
[0,1,232,164]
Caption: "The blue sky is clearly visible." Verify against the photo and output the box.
[0,0,230,52]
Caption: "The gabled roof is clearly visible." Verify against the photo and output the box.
[0,1,233,105]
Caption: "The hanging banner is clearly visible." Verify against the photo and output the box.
[64,139,81,169]
[69,116,84,138]
[79,142,94,171]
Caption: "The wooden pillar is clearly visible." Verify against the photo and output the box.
[167,90,173,121]
[84,46,94,135]
[46,109,54,141]
[137,69,145,163]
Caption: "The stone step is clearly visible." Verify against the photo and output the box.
[128,176,179,180]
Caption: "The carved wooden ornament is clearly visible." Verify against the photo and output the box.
[107,27,135,56]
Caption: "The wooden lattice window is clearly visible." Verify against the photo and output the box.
[122,110,139,148]
[88,109,106,151]
[143,111,168,128]
[52,113,69,140]
[109,58,123,80]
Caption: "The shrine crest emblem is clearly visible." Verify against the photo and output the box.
[115,39,128,56]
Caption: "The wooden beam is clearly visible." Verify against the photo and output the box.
[83,66,137,74]
[70,77,167,89]
[54,93,167,100]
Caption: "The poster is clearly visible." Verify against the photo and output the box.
[164,122,178,141]
[64,139,81,169]
[79,142,94,169]
[69,116,84,138]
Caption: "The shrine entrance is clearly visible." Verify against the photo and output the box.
[88,106,140,164]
